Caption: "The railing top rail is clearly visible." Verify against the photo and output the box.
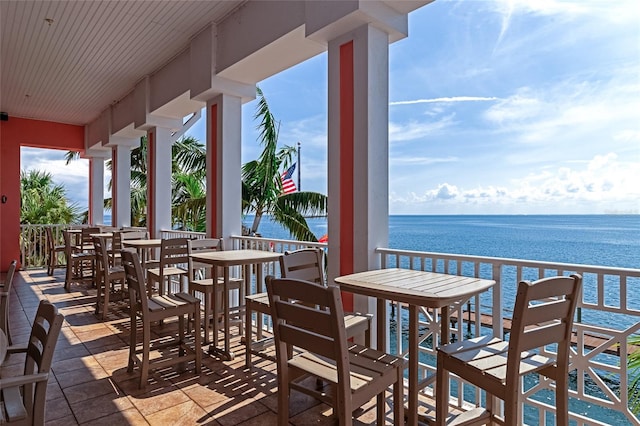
[230,235,327,247]
[376,247,640,276]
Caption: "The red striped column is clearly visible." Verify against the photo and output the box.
[328,25,390,314]
[146,131,155,235]
[206,95,242,242]
[339,40,355,310]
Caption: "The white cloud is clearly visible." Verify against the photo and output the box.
[389,153,640,214]
[389,114,456,142]
[483,76,640,148]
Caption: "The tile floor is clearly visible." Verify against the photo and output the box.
[2,268,402,425]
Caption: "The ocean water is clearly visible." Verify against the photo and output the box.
[251,214,640,269]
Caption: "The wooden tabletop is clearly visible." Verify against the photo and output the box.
[334,268,496,309]
[90,233,113,238]
[122,239,162,248]
[190,249,283,267]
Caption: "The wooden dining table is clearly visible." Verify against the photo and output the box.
[334,268,496,426]
[189,249,283,360]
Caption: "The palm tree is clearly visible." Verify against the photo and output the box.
[242,87,327,241]
[20,170,81,224]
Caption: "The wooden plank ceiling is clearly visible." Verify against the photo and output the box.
[0,0,246,126]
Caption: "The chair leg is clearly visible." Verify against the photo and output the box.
[65,260,73,291]
[393,368,403,426]
[436,354,447,426]
[179,314,187,357]
[555,371,569,426]
[140,320,151,388]
[277,375,290,426]
[204,288,212,345]
[193,303,202,374]
[128,314,136,373]
[47,253,53,276]
[102,279,110,320]
[245,303,252,369]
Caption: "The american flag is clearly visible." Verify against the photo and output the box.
[281,163,297,194]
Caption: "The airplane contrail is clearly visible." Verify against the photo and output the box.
[390,96,499,106]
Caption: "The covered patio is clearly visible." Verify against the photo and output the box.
[6,266,412,425]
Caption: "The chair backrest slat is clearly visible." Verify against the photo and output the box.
[507,274,581,380]
[122,250,148,313]
[23,300,64,423]
[275,300,334,337]
[81,227,101,249]
[280,248,324,285]
[1,260,17,343]
[267,276,349,377]
[160,238,190,270]
[93,236,109,273]
[187,238,224,277]
[121,231,149,241]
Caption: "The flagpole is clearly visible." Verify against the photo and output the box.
[297,141,301,191]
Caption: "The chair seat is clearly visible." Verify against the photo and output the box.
[147,292,199,313]
[147,266,189,295]
[190,276,243,292]
[147,266,188,278]
[289,343,404,391]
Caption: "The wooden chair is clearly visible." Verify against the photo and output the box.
[266,276,404,426]
[93,236,126,320]
[108,230,123,266]
[121,249,202,389]
[62,229,94,290]
[435,274,582,426]
[45,227,65,276]
[0,300,64,424]
[245,248,372,368]
[0,260,17,345]
[120,230,152,266]
[147,238,189,296]
[79,226,101,252]
[187,238,243,344]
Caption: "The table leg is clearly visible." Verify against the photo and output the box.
[436,305,451,425]
[408,304,419,426]
[376,298,387,423]
[208,266,234,360]
[223,266,231,358]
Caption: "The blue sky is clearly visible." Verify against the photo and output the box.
[23,0,640,215]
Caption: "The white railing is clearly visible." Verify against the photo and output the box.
[19,224,68,269]
[377,247,640,426]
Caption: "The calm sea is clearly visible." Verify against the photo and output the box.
[253,214,640,269]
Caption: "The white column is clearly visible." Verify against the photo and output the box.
[88,155,106,225]
[111,141,136,228]
[147,127,173,238]
[206,94,242,242]
[327,24,390,317]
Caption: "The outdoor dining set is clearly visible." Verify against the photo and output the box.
[0,226,583,425]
